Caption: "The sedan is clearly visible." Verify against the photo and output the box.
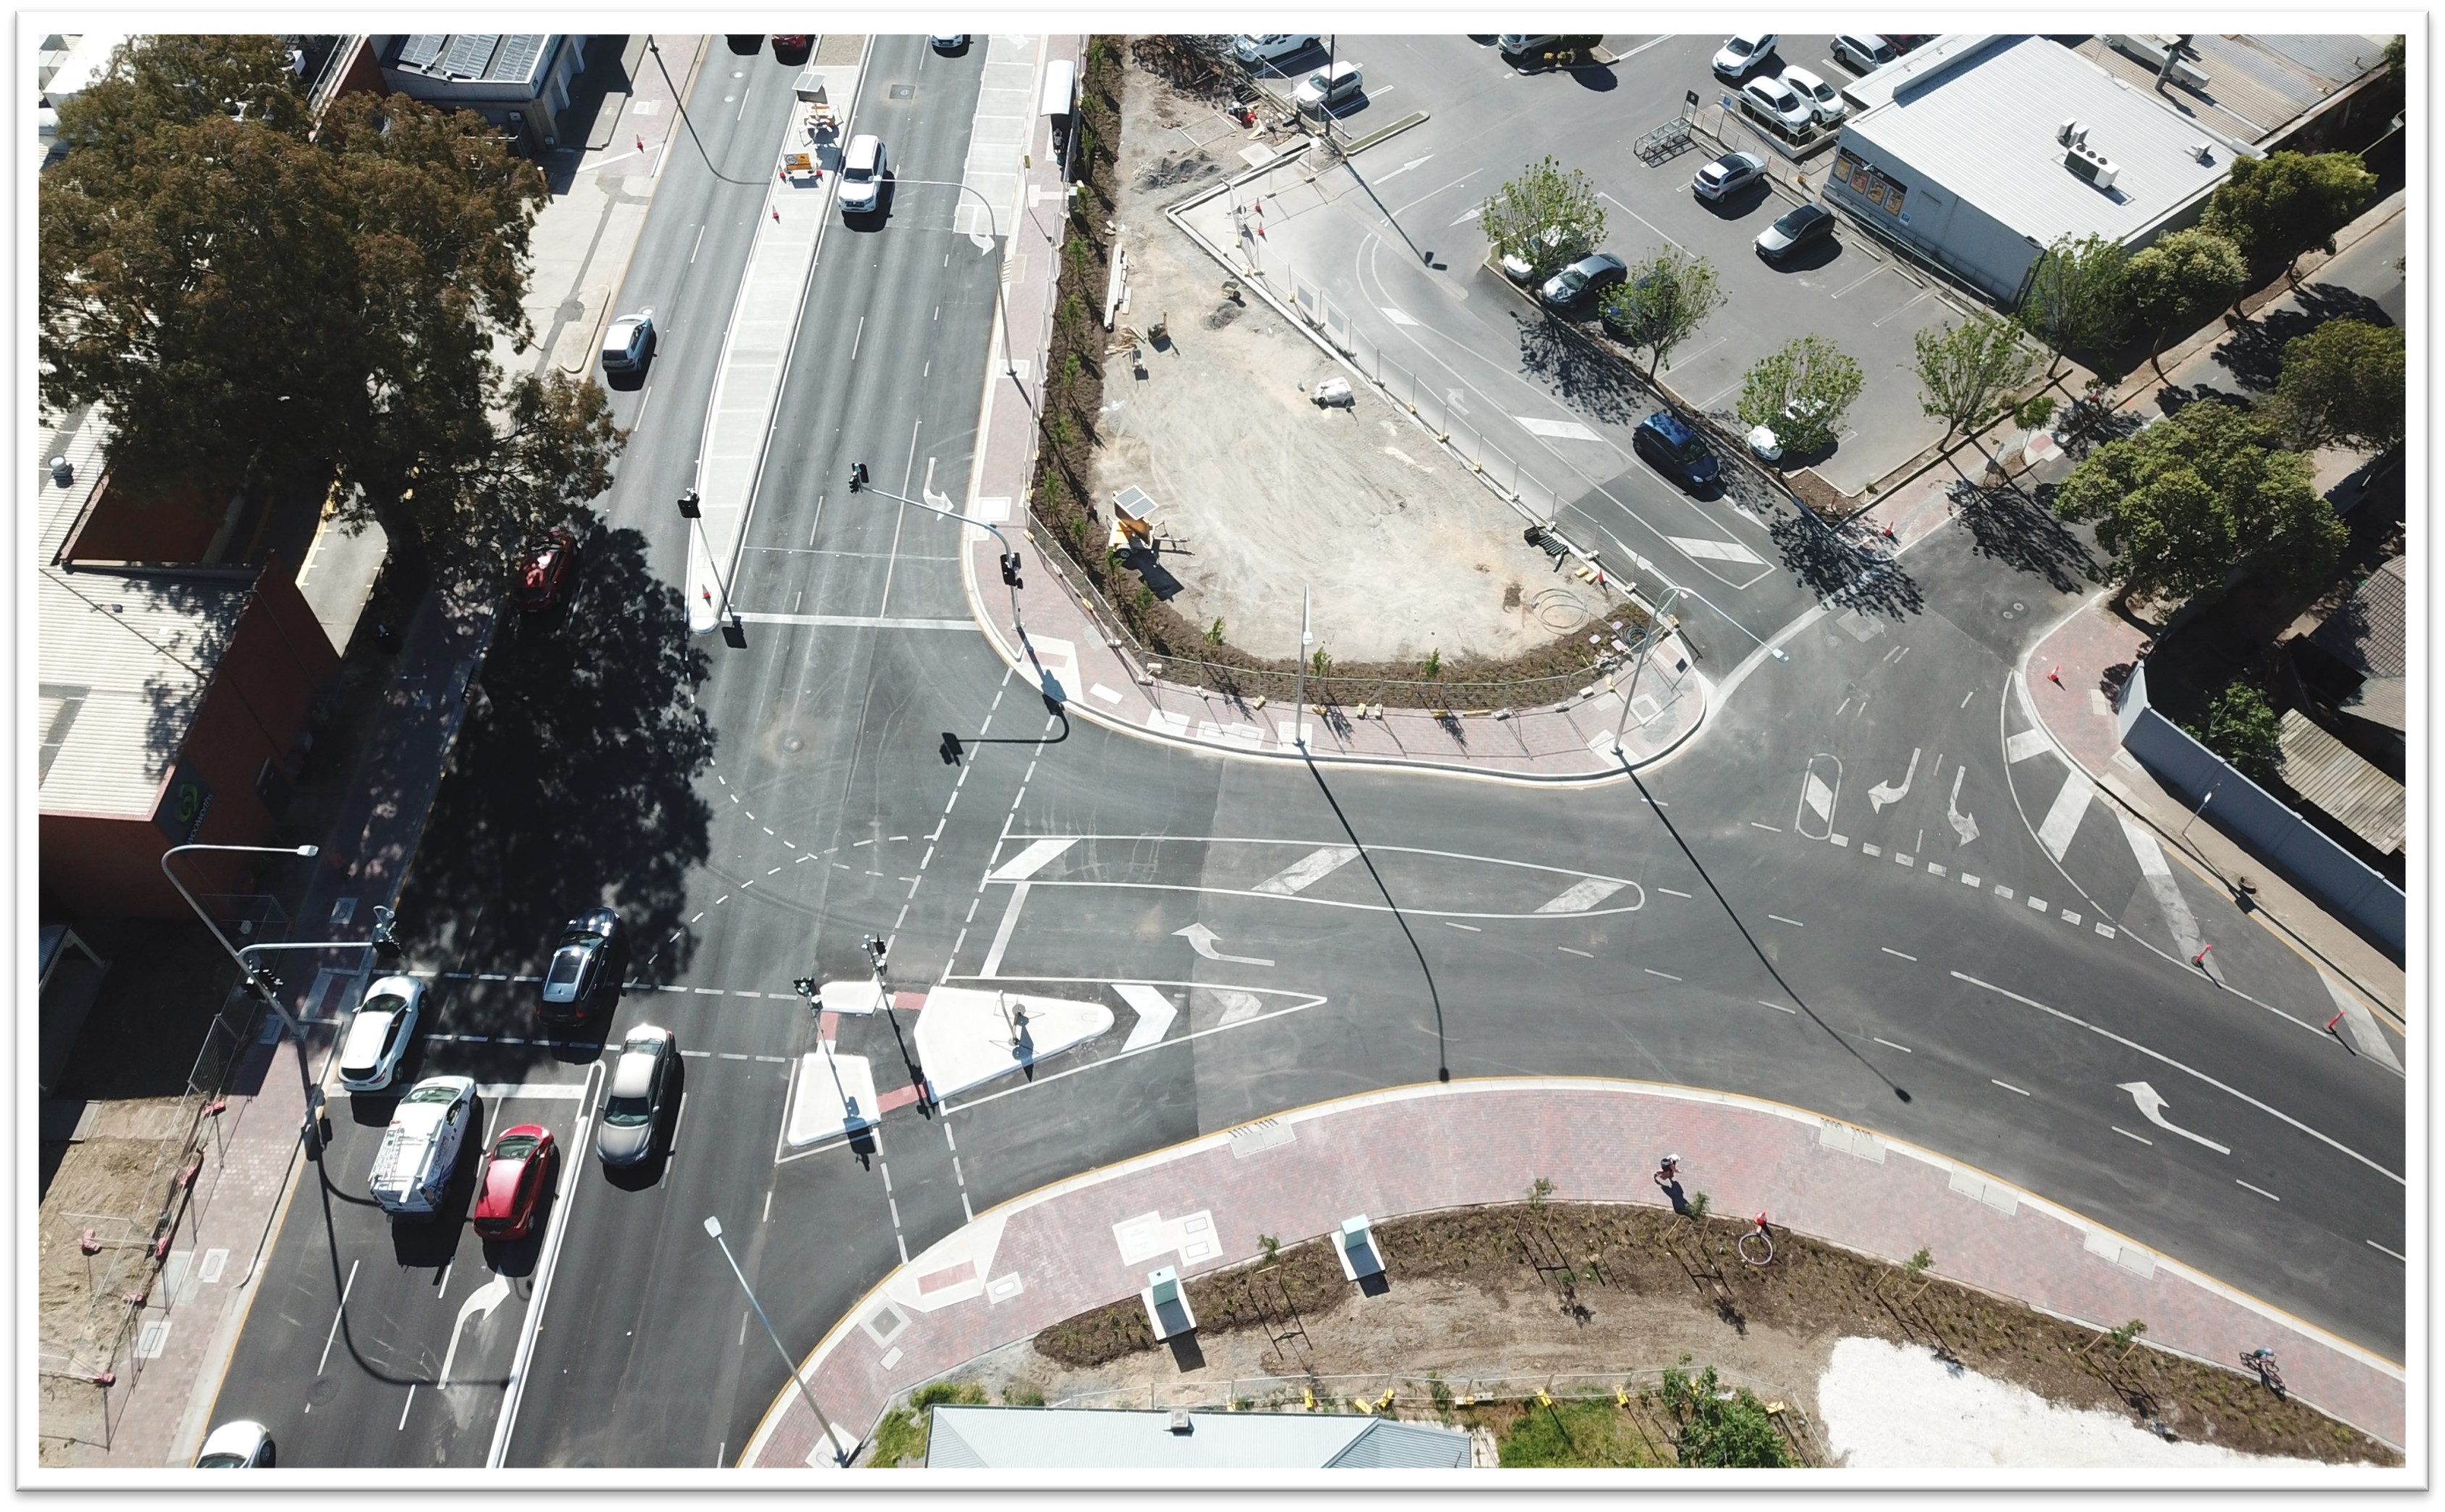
[1233,34,1317,65]
[195,1420,275,1468]
[1756,203,1836,261]
[1539,251,1627,311]
[336,975,425,1093]
[1693,151,1768,201]
[597,1025,676,1167]
[1782,65,1846,125]
[538,908,624,1026]
[1713,33,1777,77]
[474,1125,558,1240]
[513,527,577,613]
[930,35,969,53]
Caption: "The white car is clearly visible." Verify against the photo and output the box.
[1232,34,1317,66]
[1713,33,1778,78]
[336,974,425,1092]
[1692,151,1768,201]
[369,1075,477,1216]
[195,1419,274,1468]
[1781,65,1846,125]
[1292,59,1364,113]
[1832,33,1897,74]
[836,133,886,215]
[1742,76,1814,133]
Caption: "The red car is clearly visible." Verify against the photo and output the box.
[513,528,576,613]
[473,1125,557,1240]
[771,35,809,56]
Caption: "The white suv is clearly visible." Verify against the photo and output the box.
[836,133,886,215]
[1742,76,1815,133]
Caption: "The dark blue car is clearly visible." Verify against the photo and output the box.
[1634,410,1721,492]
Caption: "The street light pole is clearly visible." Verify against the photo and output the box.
[676,489,749,647]
[882,178,1023,385]
[1613,587,1688,755]
[851,471,1028,637]
[161,841,330,1149]
[703,1215,850,1466]
[1293,585,1314,748]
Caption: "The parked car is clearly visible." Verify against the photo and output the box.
[1634,410,1721,493]
[1498,33,1559,59]
[336,975,426,1092]
[1755,202,1837,261]
[538,908,624,1027]
[600,310,654,376]
[195,1420,275,1468]
[770,35,809,56]
[596,1025,677,1167]
[474,1124,558,1240]
[1885,33,1937,54]
[1692,151,1768,201]
[1292,59,1364,113]
[1781,66,1846,125]
[836,133,886,215]
[369,1076,477,1217]
[1746,398,1832,463]
[1831,33,1897,73]
[930,34,969,53]
[1742,75,1814,133]
[1539,251,1627,311]
[513,527,577,613]
[1712,33,1777,78]
[1232,34,1317,65]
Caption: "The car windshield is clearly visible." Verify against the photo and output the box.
[493,1133,541,1161]
[846,161,873,181]
[1727,38,1755,56]
[603,1093,652,1127]
[404,1083,459,1105]
[547,951,586,987]
[1557,269,1587,292]
[1776,209,1814,234]
[196,1453,251,1469]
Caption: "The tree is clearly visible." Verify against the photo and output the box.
[2018,233,2129,377]
[2052,400,2343,608]
[1912,314,2038,443]
[2273,318,2404,453]
[40,36,618,576]
[2186,683,2283,781]
[2125,228,2248,361]
[1599,249,1722,380]
[1660,1364,1790,1468]
[1479,156,1604,282]
[1736,335,1862,458]
[2201,150,2378,278]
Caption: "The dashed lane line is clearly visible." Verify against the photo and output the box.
[1991,1079,2031,1096]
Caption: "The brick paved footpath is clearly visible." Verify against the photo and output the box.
[742,1078,2404,1469]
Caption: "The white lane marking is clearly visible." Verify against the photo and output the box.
[1991,1079,2031,1096]
[2320,970,2403,1072]
[1758,1001,1797,1014]
[1443,921,1482,931]
[2035,768,2096,863]
[1536,877,1629,914]
[437,1274,513,1388]
[1945,765,1979,847]
[2113,807,2201,957]
[734,612,980,631]
[1657,886,1693,899]
[1252,845,1361,896]
[2117,1079,2231,1154]
[1873,1038,1913,1053]
[2005,728,2053,763]
[1882,947,1917,961]
[1643,967,1680,980]
[2369,1240,2406,1261]
[318,1259,360,1374]
[1557,946,1596,958]
[1715,604,1827,707]
[1868,748,1920,812]
[1114,983,1178,1054]
[474,1083,587,1101]
[2113,1126,2155,1146]
[1514,415,1601,442]
[2236,1180,2282,1203]
[1750,821,1782,833]
[1955,972,2402,1185]
[1767,915,1804,928]
[1666,535,1766,566]
[1175,923,1273,967]
[988,836,1077,883]
[977,882,1031,978]
[1380,306,1421,326]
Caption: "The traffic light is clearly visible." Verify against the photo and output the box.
[370,904,402,964]
[792,976,818,1001]
[847,461,869,493]
[999,550,1023,587]
[938,731,965,765]
[863,935,890,973]
[677,487,702,518]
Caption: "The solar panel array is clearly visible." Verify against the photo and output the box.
[395,33,445,69]
[492,35,545,81]
[440,32,500,78]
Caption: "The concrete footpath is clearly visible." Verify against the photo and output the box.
[741,1078,2407,1471]
[37,43,698,1475]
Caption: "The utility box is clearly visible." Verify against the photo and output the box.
[1336,1214,1385,1281]
[1141,1264,1196,1340]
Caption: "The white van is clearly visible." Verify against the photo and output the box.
[369,1075,477,1216]
[836,133,886,215]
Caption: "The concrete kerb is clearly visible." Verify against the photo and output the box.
[740,1074,2406,1467]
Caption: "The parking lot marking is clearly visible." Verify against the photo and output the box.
[1668,537,1766,566]
[1596,190,1686,253]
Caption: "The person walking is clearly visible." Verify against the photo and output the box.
[1654,1154,1687,1215]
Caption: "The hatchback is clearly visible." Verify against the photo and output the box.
[337,975,425,1092]
[836,133,886,215]
[195,1421,275,1469]
[1692,151,1767,201]
[1781,66,1846,125]
[1713,33,1777,77]
[1634,411,1721,493]
[1539,251,1627,311]
[1756,203,1836,261]
[1293,59,1363,113]
[1832,33,1897,73]
[597,1025,677,1167]
[600,311,654,376]
[1233,34,1317,65]
[474,1124,558,1240]
[538,908,624,1026]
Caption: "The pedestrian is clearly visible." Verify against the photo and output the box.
[1654,1154,1687,1215]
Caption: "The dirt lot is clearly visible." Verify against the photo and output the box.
[1094,63,1606,667]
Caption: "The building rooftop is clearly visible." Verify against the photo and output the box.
[923,1406,1474,1469]
[2071,33,2393,143]
[379,33,554,87]
[2278,709,2404,854]
[1841,35,2240,248]
[2308,556,2407,681]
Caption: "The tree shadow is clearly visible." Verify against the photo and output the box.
[1516,312,1648,427]
[1953,479,2100,594]
[394,526,715,1036]
[2210,280,2393,392]
[1768,514,1925,620]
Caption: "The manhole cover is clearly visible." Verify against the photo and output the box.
[2001,600,2026,621]
[890,84,915,98]
[784,737,804,752]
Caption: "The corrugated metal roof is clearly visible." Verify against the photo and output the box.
[1842,36,2234,248]
[921,1406,1471,1468]
[2073,34,2390,143]
[2278,709,2404,853]
[2342,676,2405,734]
[2309,557,2406,680]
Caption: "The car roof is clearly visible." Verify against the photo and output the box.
[1643,410,1698,442]
[1783,65,1827,88]
[611,1036,667,1098]
[1781,202,1831,223]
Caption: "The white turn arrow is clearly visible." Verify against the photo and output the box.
[438,1272,513,1387]
[1868,748,1921,812]
[1946,765,1979,847]
[2115,1080,2231,1154]
[1173,923,1273,967]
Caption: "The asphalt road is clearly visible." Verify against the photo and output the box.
[213,34,2406,1470]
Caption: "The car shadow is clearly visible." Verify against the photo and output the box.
[1695,182,1773,219]
[1759,236,1842,274]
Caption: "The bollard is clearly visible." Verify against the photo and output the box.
[2326,1009,2347,1033]
[2192,944,2213,967]
[2047,665,2063,686]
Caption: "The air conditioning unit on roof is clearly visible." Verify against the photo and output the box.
[2063,142,2119,190]
[2056,117,2087,147]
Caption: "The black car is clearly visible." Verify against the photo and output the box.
[538,908,625,1025]
[1633,410,1721,493]
[1539,251,1627,312]
[1755,203,1836,262]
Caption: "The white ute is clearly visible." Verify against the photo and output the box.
[369,1075,477,1216]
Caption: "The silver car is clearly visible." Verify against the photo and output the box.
[337,975,425,1092]
[595,1025,676,1167]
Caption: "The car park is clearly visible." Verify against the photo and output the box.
[1742,75,1815,133]
[474,1124,558,1240]
[369,1075,477,1217]
[1634,410,1721,493]
[1692,151,1768,201]
[1293,59,1364,113]
[597,1025,677,1167]
[600,310,654,377]
[836,133,886,215]
[195,1420,275,1468]
[1539,251,1627,312]
[1233,34,1317,65]
[1781,65,1846,125]
[538,908,624,1026]
[1755,202,1836,261]
[1712,33,1778,78]
[1832,33,1897,72]
[336,975,425,1092]
[513,527,577,613]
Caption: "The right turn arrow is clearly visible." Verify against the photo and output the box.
[2115,1080,2231,1154]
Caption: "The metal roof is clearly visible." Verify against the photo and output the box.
[923,1406,1472,1469]
[2309,556,2407,680]
[2072,33,2391,143]
[1839,35,2237,248]
[2277,709,2404,854]
[381,32,556,85]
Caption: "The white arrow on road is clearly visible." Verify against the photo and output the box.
[1173,923,1273,967]
[1868,748,1921,812]
[1946,765,1979,847]
[438,1272,512,1387]
[2116,1080,2231,1154]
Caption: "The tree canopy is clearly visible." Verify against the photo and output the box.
[2186,682,2283,782]
[1736,335,1861,458]
[2125,228,2248,352]
[2051,400,2342,607]
[1912,314,2037,442]
[1480,156,1604,282]
[40,35,621,574]
[1600,248,1722,380]
[2273,318,2404,453]
[2201,150,2378,275]
[2018,233,2129,374]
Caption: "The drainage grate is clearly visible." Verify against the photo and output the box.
[1227,1118,1296,1159]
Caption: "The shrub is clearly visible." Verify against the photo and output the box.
[1659,1364,1790,1468]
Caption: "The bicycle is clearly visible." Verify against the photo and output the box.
[1736,1212,1775,1267]
[2241,1347,2286,1398]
